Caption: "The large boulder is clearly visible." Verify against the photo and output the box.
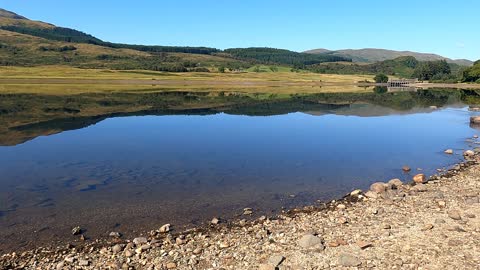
[470,116,480,124]
[387,179,403,189]
[370,182,387,193]
[413,174,426,184]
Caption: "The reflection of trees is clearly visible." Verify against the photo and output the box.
[1,89,479,146]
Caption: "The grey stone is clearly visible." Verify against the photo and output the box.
[298,234,324,249]
[133,237,148,246]
[339,253,361,267]
[268,255,285,267]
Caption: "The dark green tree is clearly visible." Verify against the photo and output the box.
[374,73,389,83]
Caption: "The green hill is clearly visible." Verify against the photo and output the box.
[0,9,352,71]
[307,56,465,82]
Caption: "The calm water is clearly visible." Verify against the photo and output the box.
[1,89,479,252]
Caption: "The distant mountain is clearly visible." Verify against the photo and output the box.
[305,48,473,66]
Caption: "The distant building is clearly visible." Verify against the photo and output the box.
[387,78,418,87]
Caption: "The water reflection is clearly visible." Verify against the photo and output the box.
[1,88,480,252]
[2,88,480,146]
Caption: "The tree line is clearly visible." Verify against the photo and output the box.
[224,47,351,66]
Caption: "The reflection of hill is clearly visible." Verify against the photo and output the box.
[1,89,480,146]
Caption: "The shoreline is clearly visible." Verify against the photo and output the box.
[2,151,480,269]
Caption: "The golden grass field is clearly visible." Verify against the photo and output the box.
[0,66,377,95]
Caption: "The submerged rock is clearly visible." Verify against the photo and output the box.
[444,149,454,154]
[402,166,411,172]
[71,226,82,236]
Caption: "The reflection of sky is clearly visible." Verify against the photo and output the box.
[0,107,474,194]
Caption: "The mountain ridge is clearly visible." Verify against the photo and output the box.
[305,48,473,66]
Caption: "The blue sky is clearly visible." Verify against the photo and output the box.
[2,0,478,60]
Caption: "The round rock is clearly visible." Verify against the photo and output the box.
[298,234,324,249]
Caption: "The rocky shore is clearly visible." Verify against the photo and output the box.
[2,153,480,269]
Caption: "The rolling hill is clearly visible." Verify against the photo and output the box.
[0,8,349,70]
[305,48,473,66]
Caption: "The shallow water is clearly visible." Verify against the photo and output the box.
[1,89,480,252]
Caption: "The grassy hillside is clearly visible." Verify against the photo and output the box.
[0,9,350,71]
[0,9,251,71]
[307,56,466,81]
[305,48,473,66]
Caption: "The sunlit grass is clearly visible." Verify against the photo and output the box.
[0,66,376,95]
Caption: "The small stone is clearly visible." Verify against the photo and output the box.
[159,224,171,233]
[356,241,372,249]
[112,244,123,253]
[413,174,426,184]
[448,239,463,246]
[78,259,89,266]
[463,150,475,157]
[56,262,65,270]
[466,213,476,218]
[435,218,446,224]
[447,226,466,232]
[192,248,202,255]
[337,217,348,224]
[258,264,276,270]
[370,182,387,193]
[166,262,177,269]
[243,208,253,215]
[448,210,462,220]
[267,255,285,267]
[437,201,446,208]
[64,256,75,263]
[109,231,121,238]
[382,224,391,229]
[125,250,133,257]
[388,178,403,189]
[175,238,185,245]
[422,224,434,231]
[71,226,82,235]
[298,234,324,249]
[211,217,220,225]
[444,149,454,154]
[133,237,148,246]
[474,134,479,138]
[364,191,378,199]
[339,253,361,267]
[337,204,346,210]
[402,166,411,172]
[219,242,229,249]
